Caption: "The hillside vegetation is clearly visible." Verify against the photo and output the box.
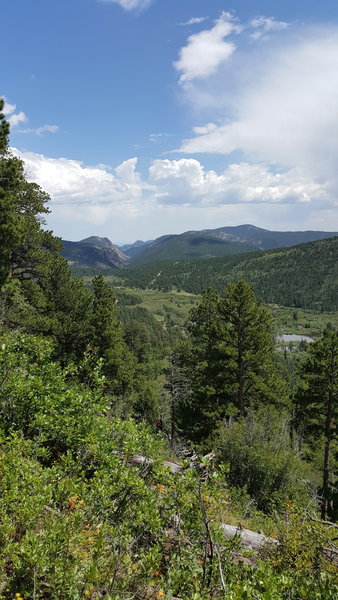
[63,224,338,269]
[1,99,338,599]
[126,231,256,264]
[113,236,338,311]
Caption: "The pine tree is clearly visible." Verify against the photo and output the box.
[177,281,286,443]
[0,99,61,290]
[296,330,338,519]
[38,256,93,360]
[91,275,136,395]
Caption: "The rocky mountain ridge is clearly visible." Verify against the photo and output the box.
[61,225,338,269]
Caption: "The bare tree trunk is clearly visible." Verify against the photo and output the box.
[322,392,334,520]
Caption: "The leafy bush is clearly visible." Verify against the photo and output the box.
[215,407,317,512]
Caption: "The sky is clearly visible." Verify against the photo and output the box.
[2,0,338,244]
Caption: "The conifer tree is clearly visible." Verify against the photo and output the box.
[177,281,286,442]
[296,330,338,519]
[0,98,61,289]
[91,275,136,395]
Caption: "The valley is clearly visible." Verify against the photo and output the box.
[1,99,338,600]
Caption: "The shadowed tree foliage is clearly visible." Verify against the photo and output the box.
[296,329,338,520]
[0,99,61,290]
[90,275,136,396]
[176,281,287,443]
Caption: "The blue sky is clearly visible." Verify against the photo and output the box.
[2,0,338,243]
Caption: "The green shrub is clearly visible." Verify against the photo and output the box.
[215,407,317,512]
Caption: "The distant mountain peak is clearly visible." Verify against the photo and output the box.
[61,236,127,269]
[79,236,115,249]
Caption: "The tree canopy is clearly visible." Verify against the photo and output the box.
[175,281,287,443]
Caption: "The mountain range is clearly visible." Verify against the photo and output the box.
[60,225,338,270]
[115,236,338,312]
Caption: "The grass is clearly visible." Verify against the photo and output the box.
[83,275,338,338]
[269,305,338,338]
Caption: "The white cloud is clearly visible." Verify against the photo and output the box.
[149,132,171,142]
[193,122,217,135]
[14,149,333,211]
[3,101,17,115]
[178,28,338,200]
[101,0,152,11]
[148,158,328,206]
[19,124,59,136]
[250,16,289,40]
[180,17,207,26]
[13,149,148,210]
[3,98,58,134]
[174,12,239,83]
[8,111,28,127]
[14,146,330,211]
[3,100,28,127]
[11,148,338,241]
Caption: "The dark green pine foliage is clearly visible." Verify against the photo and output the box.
[177,280,287,443]
[115,236,338,311]
[36,256,93,361]
[296,330,338,520]
[0,99,61,289]
[91,275,136,396]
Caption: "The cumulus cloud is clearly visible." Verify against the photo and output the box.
[3,100,28,127]
[9,147,337,240]
[13,149,148,211]
[3,98,58,135]
[3,101,17,115]
[148,158,328,206]
[17,148,321,209]
[174,12,240,83]
[178,28,338,202]
[101,0,152,11]
[8,111,28,127]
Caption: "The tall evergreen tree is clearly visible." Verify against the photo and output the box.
[38,256,93,360]
[0,98,61,290]
[91,275,136,396]
[296,330,338,519]
[176,281,286,442]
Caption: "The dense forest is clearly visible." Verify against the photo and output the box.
[1,98,338,599]
[110,237,338,312]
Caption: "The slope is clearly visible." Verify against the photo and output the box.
[61,236,127,269]
[127,230,257,264]
[113,236,338,311]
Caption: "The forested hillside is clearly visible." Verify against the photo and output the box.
[125,231,257,264]
[1,99,338,599]
[113,237,338,311]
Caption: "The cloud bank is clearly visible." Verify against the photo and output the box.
[13,148,336,241]
[174,22,338,229]
[179,30,338,176]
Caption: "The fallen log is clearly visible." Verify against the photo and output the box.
[128,454,183,474]
[128,455,338,564]
[128,452,214,474]
[222,524,279,551]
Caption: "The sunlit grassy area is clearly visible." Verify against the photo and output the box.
[84,276,338,338]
